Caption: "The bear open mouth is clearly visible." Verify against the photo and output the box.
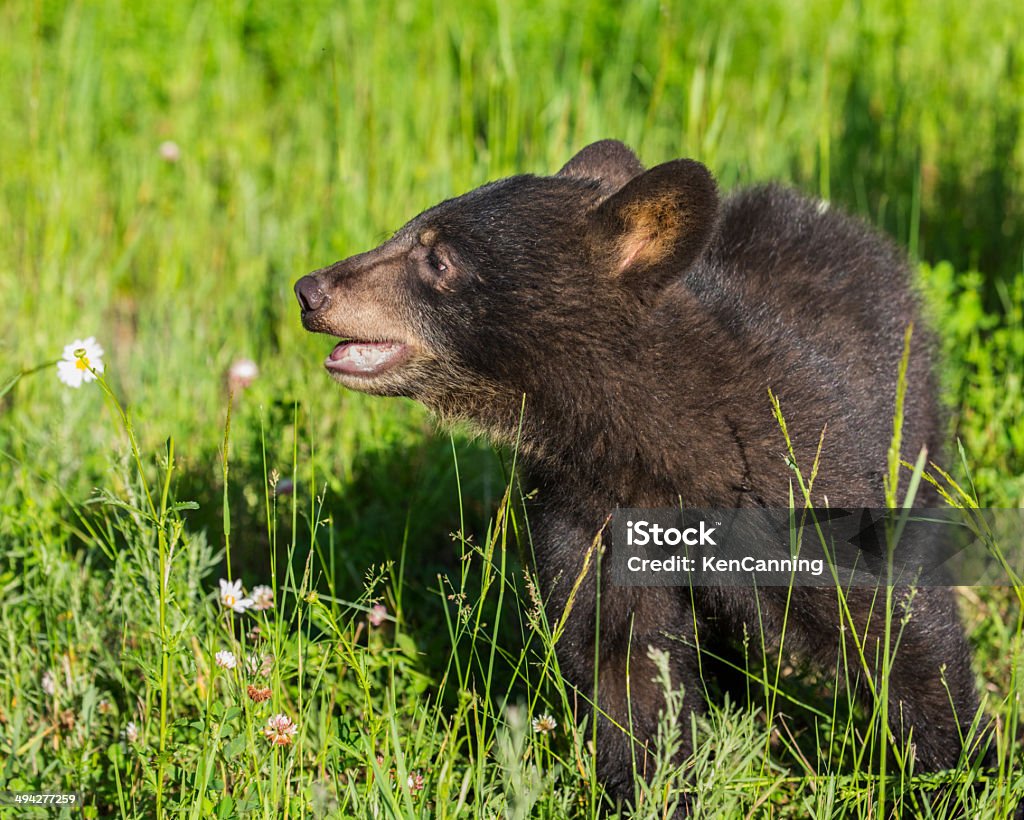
[324,339,410,378]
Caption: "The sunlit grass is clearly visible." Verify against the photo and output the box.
[1,0,1022,816]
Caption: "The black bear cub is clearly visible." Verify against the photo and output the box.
[295,141,983,807]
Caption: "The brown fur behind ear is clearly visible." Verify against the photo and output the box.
[557,140,645,197]
[592,159,719,283]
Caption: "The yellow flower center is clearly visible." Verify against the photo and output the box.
[75,356,90,371]
[225,594,236,606]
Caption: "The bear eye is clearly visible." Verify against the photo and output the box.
[426,248,448,273]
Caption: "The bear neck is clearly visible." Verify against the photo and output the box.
[459,289,746,508]
[515,373,731,508]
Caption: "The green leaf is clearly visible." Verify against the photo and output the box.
[216,795,236,819]
[222,734,246,760]
[0,371,22,402]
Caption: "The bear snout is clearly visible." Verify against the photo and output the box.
[294,275,328,314]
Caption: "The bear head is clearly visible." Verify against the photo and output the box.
[295,141,719,444]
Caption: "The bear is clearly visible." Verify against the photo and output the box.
[294,140,985,810]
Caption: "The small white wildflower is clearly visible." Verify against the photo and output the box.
[219,578,253,613]
[247,653,274,678]
[124,721,139,743]
[215,650,238,670]
[263,713,297,746]
[227,357,259,391]
[158,140,181,162]
[41,670,56,696]
[56,337,104,388]
[250,585,274,611]
[368,604,388,627]
[532,714,557,735]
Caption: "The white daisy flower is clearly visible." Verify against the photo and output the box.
[56,337,105,388]
[215,650,238,669]
[219,578,253,613]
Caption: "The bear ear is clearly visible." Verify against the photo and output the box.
[556,140,645,196]
[589,158,719,285]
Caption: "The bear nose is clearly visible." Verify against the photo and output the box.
[294,275,327,313]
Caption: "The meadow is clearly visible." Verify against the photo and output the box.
[1,0,1023,816]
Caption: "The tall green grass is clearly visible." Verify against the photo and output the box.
[1,0,1023,816]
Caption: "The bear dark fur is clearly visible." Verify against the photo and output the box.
[296,141,984,808]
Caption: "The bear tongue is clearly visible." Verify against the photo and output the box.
[326,341,406,376]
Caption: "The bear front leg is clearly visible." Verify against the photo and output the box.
[594,600,706,811]
[533,512,707,810]
[547,574,705,810]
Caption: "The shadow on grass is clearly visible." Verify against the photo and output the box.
[169,411,532,697]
